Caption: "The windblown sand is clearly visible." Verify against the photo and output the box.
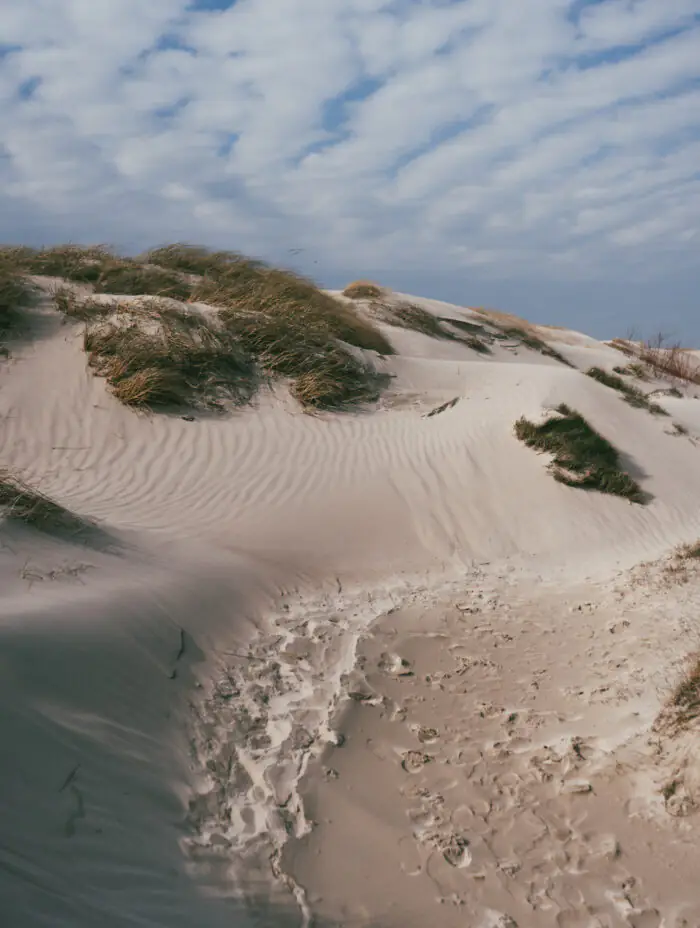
[2,282,700,927]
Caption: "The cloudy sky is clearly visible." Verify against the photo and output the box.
[2,0,699,341]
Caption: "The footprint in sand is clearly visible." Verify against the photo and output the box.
[402,750,433,773]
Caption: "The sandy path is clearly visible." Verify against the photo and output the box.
[284,562,700,927]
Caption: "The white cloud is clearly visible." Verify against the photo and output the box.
[0,0,699,300]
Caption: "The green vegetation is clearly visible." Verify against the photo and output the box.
[514,404,646,503]
[586,366,668,416]
[37,244,394,412]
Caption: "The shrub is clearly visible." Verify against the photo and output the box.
[585,366,668,416]
[639,334,700,385]
[514,404,646,502]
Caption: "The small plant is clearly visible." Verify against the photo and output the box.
[675,540,700,560]
[672,422,689,436]
[514,404,646,502]
[613,362,648,381]
[586,367,668,416]
[342,280,385,300]
[0,470,95,537]
[667,655,700,730]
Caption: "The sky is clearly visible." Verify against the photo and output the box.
[1,0,699,342]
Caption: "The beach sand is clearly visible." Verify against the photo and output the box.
[2,281,700,926]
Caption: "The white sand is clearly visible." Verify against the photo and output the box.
[2,283,700,926]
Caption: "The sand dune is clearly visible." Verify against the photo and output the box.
[2,275,700,926]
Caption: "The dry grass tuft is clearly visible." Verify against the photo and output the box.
[140,244,259,278]
[342,280,385,300]
[664,655,700,731]
[0,470,95,537]
[586,367,668,416]
[639,334,700,385]
[8,244,115,283]
[676,540,700,560]
[84,306,256,410]
[370,301,491,353]
[94,262,193,300]
[515,404,646,502]
[613,362,649,381]
[473,308,573,366]
[52,286,117,321]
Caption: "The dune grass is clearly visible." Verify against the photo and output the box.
[586,367,669,416]
[6,244,115,283]
[613,362,648,381]
[0,470,95,537]
[83,304,257,410]
[0,257,38,354]
[514,404,646,503]
[34,244,394,412]
[370,300,490,353]
[664,655,700,731]
[473,308,573,366]
[342,280,385,300]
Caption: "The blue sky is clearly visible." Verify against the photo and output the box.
[1,0,700,342]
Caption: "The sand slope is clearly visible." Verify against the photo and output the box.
[2,284,700,926]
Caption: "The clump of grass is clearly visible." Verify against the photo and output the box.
[514,404,646,502]
[94,262,194,300]
[84,308,256,410]
[586,367,668,416]
[52,286,117,322]
[140,244,259,278]
[194,264,395,357]
[342,280,385,300]
[10,244,115,284]
[613,362,648,381]
[667,655,700,730]
[0,470,94,537]
[676,540,700,560]
[0,264,37,343]
[609,338,636,357]
[371,301,490,353]
[671,421,689,436]
[473,308,573,366]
